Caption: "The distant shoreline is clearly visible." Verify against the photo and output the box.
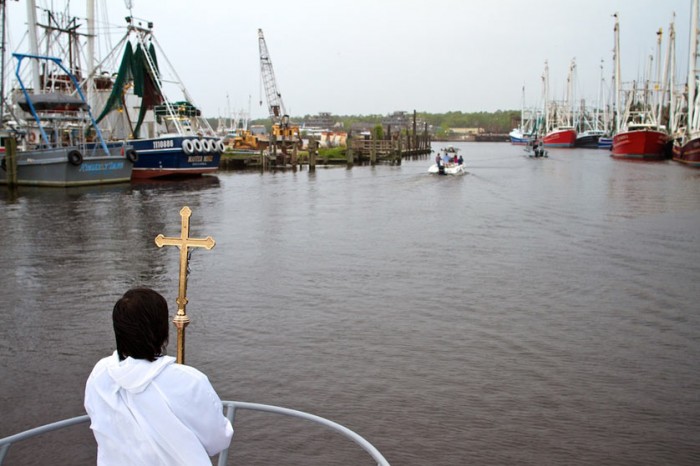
[434,135,510,143]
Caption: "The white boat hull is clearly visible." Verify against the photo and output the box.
[428,163,467,175]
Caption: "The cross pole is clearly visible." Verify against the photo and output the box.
[155,206,215,364]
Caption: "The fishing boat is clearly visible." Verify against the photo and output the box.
[508,128,531,145]
[509,87,538,145]
[673,0,700,167]
[576,61,613,149]
[543,126,577,147]
[93,17,223,179]
[611,123,668,160]
[598,136,613,149]
[541,60,578,148]
[524,141,548,158]
[428,162,467,175]
[1,53,133,187]
[610,14,669,160]
[575,129,606,148]
[675,138,700,166]
[440,145,461,154]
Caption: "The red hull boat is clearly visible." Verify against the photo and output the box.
[611,127,667,160]
[542,127,576,148]
[673,137,700,167]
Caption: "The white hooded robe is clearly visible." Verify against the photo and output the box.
[84,352,233,466]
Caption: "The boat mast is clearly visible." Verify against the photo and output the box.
[689,0,699,136]
[542,60,549,133]
[614,13,621,133]
[669,20,678,137]
[26,0,40,90]
[566,58,576,127]
[654,27,663,116]
[86,0,95,106]
[657,16,675,130]
[86,0,95,76]
[596,59,604,132]
[520,84,525,133]
[0,0,7,123]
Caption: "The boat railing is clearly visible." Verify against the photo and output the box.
[0,400,390,466]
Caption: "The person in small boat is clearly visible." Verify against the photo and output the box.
[458,155,464,165]
[532,138,542,156]
[442,153,451,165]
[84,287,233,466]
[452,154,458,164]
[435,152,442,167]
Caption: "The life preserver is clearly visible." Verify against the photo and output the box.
[182,139,194,155]
[216,140,226,152]
[192,139,203,153]
[28,132,36,143]
[201,139,212,153]
[126,149,138,163]
[68,150,83,166]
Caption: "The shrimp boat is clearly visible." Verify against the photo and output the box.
[611,122,668,160]
[610,14,669,160]
[673,0,700,167]
[92,16,223,179]
[543,126,577,147]
[541,60,577,148]
[510,86,541,145]
[508,127,532,145]
[1,54,133,187]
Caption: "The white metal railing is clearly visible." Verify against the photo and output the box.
[0,401,390,466]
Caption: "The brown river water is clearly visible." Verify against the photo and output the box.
[1,142,700,465]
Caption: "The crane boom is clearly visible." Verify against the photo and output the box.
[258,28,286,124]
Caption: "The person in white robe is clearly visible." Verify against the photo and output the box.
[84,287,233,466]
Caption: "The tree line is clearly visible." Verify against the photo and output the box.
[212,109,519,136]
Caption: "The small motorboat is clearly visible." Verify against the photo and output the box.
[524,141,548,158]
[428,163,467,175]
[441,145,461,154]
[524,146,548,158]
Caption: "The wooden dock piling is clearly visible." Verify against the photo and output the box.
[3,135,17,186]
[218,110,432,171]
[308,139,317,172]
[346,132,354,167]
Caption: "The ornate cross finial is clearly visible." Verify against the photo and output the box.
[155,206,215,364]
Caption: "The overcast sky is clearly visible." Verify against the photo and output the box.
[4,0,693,119]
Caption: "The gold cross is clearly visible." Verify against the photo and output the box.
[155,206,215,364]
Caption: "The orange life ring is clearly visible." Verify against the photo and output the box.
[28,132,36,143]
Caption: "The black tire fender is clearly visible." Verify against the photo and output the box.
[68,150,83,166]
[126,149,138,163]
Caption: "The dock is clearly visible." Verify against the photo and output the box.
[220,112,432,170]
[219,134,432,170]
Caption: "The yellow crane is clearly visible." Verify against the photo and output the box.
[258,28,301,154]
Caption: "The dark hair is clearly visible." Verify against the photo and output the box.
[113,288,169,361]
